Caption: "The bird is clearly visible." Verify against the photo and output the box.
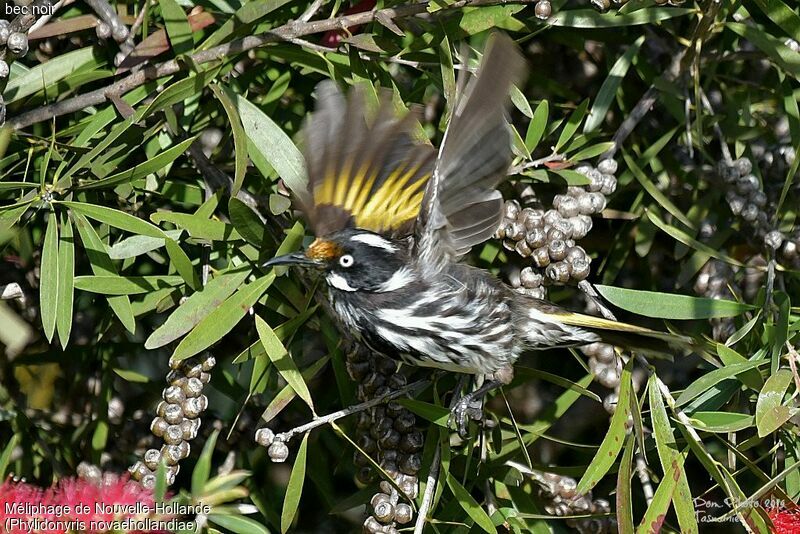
[264,34,689,433]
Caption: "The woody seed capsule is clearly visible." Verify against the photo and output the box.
[144,449,162,470]
[532,247,550,267]
[164,425,184,445]
[150,417,168,437]
[597,158,618,174]
[163,386,186,404]
[163,404,183,424]
[181,419,201,440]
[526,228,547,248]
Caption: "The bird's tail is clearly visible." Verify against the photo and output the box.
[555,310,693,356]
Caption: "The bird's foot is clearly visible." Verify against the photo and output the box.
[451,395,484,439]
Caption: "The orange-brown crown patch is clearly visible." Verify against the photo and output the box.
[306,238,343,261]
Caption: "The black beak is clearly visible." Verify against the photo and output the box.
[262,252,322,268]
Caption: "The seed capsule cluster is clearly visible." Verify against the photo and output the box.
[129,352,215,489]
[346,347,421,534]
[535,472,617,533]
[499,159,617,296]
[534,0,552,19]
[0,20,30,82]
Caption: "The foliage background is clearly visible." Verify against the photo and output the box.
[1,0,799,532]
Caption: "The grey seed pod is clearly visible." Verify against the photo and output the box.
[565,246,586,264]
[372,499,395,522]
[182,377,204,397]
[532,247,551,267]
[504,200,521,220]
[183,363,203,379]
[728,196,745,215]
[399,478,418,499]
[354,452,371,468]
[503,238,517,251]
[144,449,162,470]
[547,227,566,241]
[548,239,567,261]
[570,215,593,239]
[741,204,759,222]
[0,61,9,80]
[400,453,422,475]
[363,517,384,533]
[515,239,532,257]
[356,467,375,485]
[166,370,183,384]
[362,373,385,395]
[96,22,112,39]
[347,360,370,380]
[379,450,398,465]
[545,261,571,283]
[183,396,208,418]
[572,495,594,513]
[582,342,600,356]
[553,218,574,238]
[597,367,621,388]
[526,228,547,248]
[782,239,798,259]
[494,225,506,239]
[523,209,546,229]
[370,492,392,510]
[358,434,378,453]
[765,230,784,249]
[141,474,157,490]
[554,501,571,516]
[520,267,544,288]
[150,417,168,437]
[378,430,401,450]
[751,191,767,208]
[587,192,607,213]
[388,373,407,388]
[603,392,619,414]
[597,158,618,175]
[370,418,393,440]
[0,20,10,46]
[557,476,578,499]
[588,170,604,192]
[112,24,130,43]
[400,431,424,453]
[736,175,759,195]
[164,425,184,445]
[393,412,416,433]
[577,192,594,215]
[268,441,289,463]
[574,164,593,175]
[181,418,201,440]
[544,209,562,226]
[600,174,617,195]
[379,481,393,494]
[394,503,413,524]
[7,33,28,57]
[508,221,526,241]
[552,195,568,210]
[129,461,150,481]
[734,158,752,176]
[200,354,216,370]
[163,404,183,425]
[168,356,183,369]
[156,401,168,417]
[558,196,580,218]
[386,401,405,417]
[534,0,552,19]
[594,343,615,364]
[163,385,186,405]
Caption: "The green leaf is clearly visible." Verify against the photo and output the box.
[446,471,497,534]
[228,197,265,246]
[146,268,250,349]
[3,47,99,103]
[616,435,635,534]
[151,211,242,241]
[688,411,754,433]
[510,85,533,118]
[569,141,616,162]
[675,361,766,407]
[73,212,136,333]
[255,315,314,410]
[235,93,307,200]
[200,0,293,50]
[211,85,248,196]
[595,284,753,319]
[398,399,450,427]
[555,99,589,151]
[77,136,197,190]
[160,0,194,56]
[755,369,797,437]
[192,429,219,495]
[142,66,222,119]
[0,435,18,477]
[549,8,692,28]
[525,100,549,153]
[576,359,633,493]
[636,454,685,534]
[584,36,644,133]
[648,375,697,534]
[171,273,273,361]
[728,22,800,81]
[56,212,74,349]
[59,202,164,238]
[207,514,270,534]
[281,434,309,534]
[752,0,800,42]
[165,238,199,290]
[646,210,746,267]
[624,153,694,229]
[74,275,185,295]
[40,214,59,342]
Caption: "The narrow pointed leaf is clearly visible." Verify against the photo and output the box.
[56,212,74,349]
[40,215,59,342]
[281,434,309,533]
[255,314,314,410]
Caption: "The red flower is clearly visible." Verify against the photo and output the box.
[0,474,166,534]
[769,507,800,534]
[321,0,378,48]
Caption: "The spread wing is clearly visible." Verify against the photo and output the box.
[415,33,526,268]
[301,81,436,237]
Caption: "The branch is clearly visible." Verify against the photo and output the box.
[9,0,533,129]
[508,150,564,175]
[273,378,429,444]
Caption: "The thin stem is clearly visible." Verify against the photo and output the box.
[508,151,564,175]
[634,454,654,505]
[275,378,429,443]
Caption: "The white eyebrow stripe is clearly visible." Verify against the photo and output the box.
[350,233,398,252]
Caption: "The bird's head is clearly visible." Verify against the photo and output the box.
[263,229,412,293]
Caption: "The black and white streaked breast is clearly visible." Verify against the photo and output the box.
[330,261,519,375]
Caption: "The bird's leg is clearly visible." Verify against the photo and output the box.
[451,367,513,438]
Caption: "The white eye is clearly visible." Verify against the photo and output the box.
[339,254,354,268]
